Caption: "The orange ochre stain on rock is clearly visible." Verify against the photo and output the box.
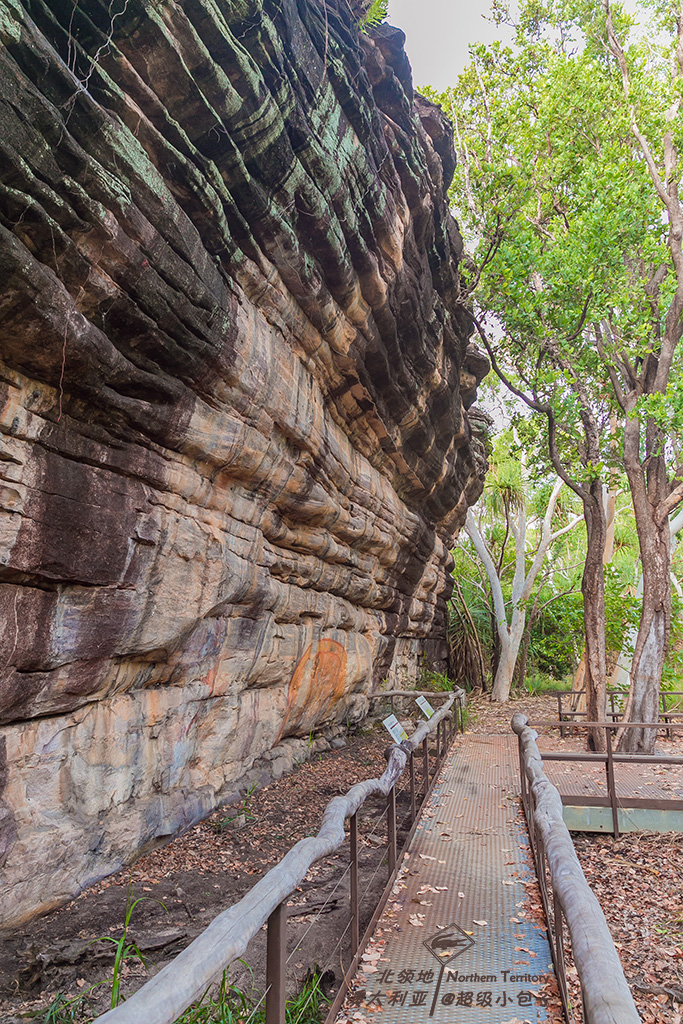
[279,639,347,738]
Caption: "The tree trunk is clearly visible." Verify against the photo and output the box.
[611,509,683,721]
[572,481,617,695]
[516,625,532,691]
[581,483,608,751]
[618,519,670,753]
[491,609,526,703]
[618,415,673,754]
[490,606,500,683]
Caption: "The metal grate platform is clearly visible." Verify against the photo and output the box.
[346,735,559,1023]
[539,743,683,832]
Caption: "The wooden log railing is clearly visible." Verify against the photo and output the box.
[368,687,467,733]
[512,714,641,1024]
[92,689,465,1024]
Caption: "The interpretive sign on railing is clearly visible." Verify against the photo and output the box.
[381,713,409,743]
[415,695,435,719]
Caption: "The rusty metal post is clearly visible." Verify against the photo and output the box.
[553,892,566,970]
[387,786,397,877]
[553,892,571,1023]
[422,736,429,796]
[350,812,359,955]
[537,835,547,902]
[517,734,527,813]
[557,692,564,738]
[609,691,617,722]
[605,727,619,838]
[266,901,287,1024]
[527,790,538,874]
[409,751,416,821]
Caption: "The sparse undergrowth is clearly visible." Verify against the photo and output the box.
[39,966,329,1024]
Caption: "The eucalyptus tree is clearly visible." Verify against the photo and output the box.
[431,0,683,751]
[463,432,582,701]
[428,38,619,744]
[593,0,683,750]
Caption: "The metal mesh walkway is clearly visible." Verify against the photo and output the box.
[342,735,560,1023]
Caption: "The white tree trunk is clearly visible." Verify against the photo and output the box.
[465,480,581,702]
[610,508,683,692]
[491,608,526,702]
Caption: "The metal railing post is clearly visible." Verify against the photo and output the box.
[517,734,528,813]
[436,720,442,768]
[605,726,619,838]
[422,736,429,796]
[350,812,359,956]
[662,693,673,739]
[557,692,564,738]
[409,751,416,821]
[266,901,287,1024]
[553,892,570,1022]
[387,786,397,877]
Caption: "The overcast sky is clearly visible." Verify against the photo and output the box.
[387,0,643,90]
[387,0,514,90]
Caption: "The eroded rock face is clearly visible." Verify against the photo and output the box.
[0,0,487,926]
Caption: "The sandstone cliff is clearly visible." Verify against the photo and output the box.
[0,0,487,926]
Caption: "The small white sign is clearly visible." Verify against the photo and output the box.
[382,713,408,743]
[415,695,435,719]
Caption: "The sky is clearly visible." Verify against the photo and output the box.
[387,0,515,90]
[387,0,643,90]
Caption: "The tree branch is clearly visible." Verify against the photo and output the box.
[468,312,591,502]
[465,508,509,645]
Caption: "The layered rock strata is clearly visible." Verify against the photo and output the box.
[0,0,487,926]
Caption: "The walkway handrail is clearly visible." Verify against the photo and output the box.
[525,718,683,838]
[94,691,462,1024]
[512,713,641,1024]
